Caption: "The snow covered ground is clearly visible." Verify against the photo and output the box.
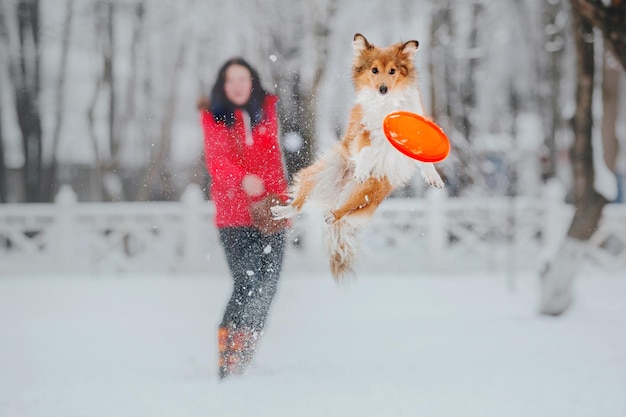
[1,270,625,417]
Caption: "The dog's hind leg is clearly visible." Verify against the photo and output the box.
[272,145,349,220]
[325,176,393,224]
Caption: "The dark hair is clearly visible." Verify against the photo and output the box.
[210,57,268,127]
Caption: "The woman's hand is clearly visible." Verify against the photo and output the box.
[242,174,265,197]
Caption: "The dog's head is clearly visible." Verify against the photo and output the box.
[351,33,419,95]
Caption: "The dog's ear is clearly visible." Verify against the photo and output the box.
[399,40,419,60]
[353,33,372,55]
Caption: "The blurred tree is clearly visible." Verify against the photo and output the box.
[538,0,568,182]
[602,51,621,173]
[86,0,119,201]
[0,0,43,202]
[540,0,625,316]
[136,38,186,201]
[570,0,625,69]
[0,6,7,203]
[0,85,5,203]
[85,0,188,201]
[44,0,74,202]
[429,0,490,195]
[2,0,620,203]
[575,0,624,180]
[260,0,338,181]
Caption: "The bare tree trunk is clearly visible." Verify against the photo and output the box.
[459,1,484,143]
[86,0,117,201]
[429,1,484,195]
[567,11,607,240]
[5,0,43,202]
[570,0,626,70]
[265,0,337,181]
[100,0,118,201]
[45,0,74,202]
[0,6,6,202]
[429,1,453,123]
[116,1,144,160]
[99,0,145,202]
[539,6,607,315]
[136,42,187,201]
[86,75,104,168]
[541,0,625,315]
[601,51,621,172]
[540,0,567,181]
[278,73,315,181]
[0,87,6,203]
[102,2,116,163]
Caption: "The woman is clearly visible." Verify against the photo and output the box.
[198,58,289,379]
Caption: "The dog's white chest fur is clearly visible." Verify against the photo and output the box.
[352,88,424,187]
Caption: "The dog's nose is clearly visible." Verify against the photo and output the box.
[379,84,388,95]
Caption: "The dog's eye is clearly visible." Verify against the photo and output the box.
[389,68,396,75]
[371,67,378,74]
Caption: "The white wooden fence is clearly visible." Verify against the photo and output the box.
[1,183,625,277]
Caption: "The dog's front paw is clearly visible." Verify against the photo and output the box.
[420,164,444,189]
[424,172,444,189]
[324,211,337,225]
[352,147,374,183]
[271,204,297,220]
[353,166,370,183]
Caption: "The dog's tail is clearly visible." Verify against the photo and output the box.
[326,218,360,281]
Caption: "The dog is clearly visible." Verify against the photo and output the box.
[271,33,444,280]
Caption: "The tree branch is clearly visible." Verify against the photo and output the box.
[569,0,626,70]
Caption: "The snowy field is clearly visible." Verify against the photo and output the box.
[1,270,625,417]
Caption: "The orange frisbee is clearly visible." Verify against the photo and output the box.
[383,111,450,163]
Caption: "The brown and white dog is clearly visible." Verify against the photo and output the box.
[272,33,444,280]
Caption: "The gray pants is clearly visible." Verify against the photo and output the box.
[218,227,285,332]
